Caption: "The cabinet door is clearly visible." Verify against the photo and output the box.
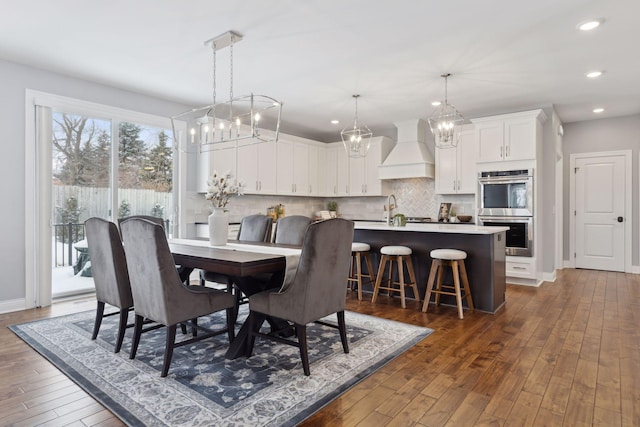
[211,141,237,182]
[257,142,277,194]
[504,117,536,161]
[236,143,259,193]
[308,145,319,195]
[364,139,383,195]
[293,143,309,195]
[456,129,478,194]
[349,156,366,196]
[336,147,350,196]
[435,146,457,194]
[476,121,504,163]
[276,140,294,194]
[325,147,338,196]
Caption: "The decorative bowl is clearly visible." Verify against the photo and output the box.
[457,215,472,223]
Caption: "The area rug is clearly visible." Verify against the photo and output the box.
[10,307,432,426]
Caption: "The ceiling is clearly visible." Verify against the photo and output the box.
[1,0,638,142]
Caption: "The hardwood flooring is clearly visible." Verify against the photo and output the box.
[1,268,639,426]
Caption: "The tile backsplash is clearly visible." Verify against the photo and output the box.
[186,177,476,227]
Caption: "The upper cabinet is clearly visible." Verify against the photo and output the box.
[472,110,546,163]
[196,141,237,193]
[326,144,350,196]
[276,138,321,195]
[435,127,477,194]
[237,141,277,194]
[349,137,394,196]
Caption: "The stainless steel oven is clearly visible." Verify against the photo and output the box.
[478,169,533,217]
[478,216,533,257]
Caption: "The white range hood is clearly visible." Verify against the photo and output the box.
[378,118,435,180]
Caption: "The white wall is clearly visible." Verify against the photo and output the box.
[0,58,191,305]
[562,114,640,264]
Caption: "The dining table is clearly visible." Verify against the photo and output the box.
[168,238,302,359]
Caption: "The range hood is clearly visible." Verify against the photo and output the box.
[378,119,435,180]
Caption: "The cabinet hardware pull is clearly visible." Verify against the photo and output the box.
[500,146,503,159]
[513,266,526,270]
[506,145,510,157]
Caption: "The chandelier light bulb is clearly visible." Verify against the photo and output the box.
[219,122,225,130]
[236,118,241,126]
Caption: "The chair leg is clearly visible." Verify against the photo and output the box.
[161,325,177,377]
[191,318,198,337]
[246,311,256,357]
[355,252,363,301]
[337,311,349,354]
[452,261,464,320]
[129,314,144,360]
[405,255,420,304]
[114,308,129,353]
[422,260,439,313]
[397,256,406,309]
[180,323,188,334]
[91,301,105,340]
[371,255,388,303]
[296,324,310,376]
[459,260,474,310]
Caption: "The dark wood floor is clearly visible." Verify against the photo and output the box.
[1,268,639,426]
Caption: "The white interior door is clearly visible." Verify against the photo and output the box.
[574,154,626,271]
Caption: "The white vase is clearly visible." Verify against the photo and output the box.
[208,208,229,246]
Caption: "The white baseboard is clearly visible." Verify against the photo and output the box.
[542,271,557,283]
[506,277,542,287]
[630,265,640,274]
[0,298,27,314]
[563,260,572,269]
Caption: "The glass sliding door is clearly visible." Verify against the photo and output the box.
[117,122,174,235]
[51,111,112,298]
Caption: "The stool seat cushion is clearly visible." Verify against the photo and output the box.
[430,248,467,260]
[351,242,371,252]
[381,245,412,256]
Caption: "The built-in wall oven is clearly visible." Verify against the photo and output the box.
[478,169,534,257]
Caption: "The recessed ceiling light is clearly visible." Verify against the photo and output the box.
[330,119,340,125]
[586,70,604,78]
[577,19,603,31]
[431,101,441,106]
[593,108,605,113]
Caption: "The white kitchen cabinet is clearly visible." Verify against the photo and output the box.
[348,136,394,196]
[308,145,319,196]
[196,141,237,193]
[435,128,477,194]
[473,110,545,163]
[325,144,349,196]
[277,139,311,195]
[237,141,277,194]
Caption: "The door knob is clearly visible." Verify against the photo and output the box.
[617,216,624,223]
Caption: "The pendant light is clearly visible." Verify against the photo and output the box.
[341,94,373,158]
[428,73,464,148]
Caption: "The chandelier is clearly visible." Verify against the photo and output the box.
[428,73,464,148]
[341,94,373,158]
[171,31,282,151]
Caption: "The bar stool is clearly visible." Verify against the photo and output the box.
[422,249,474,319]
[348,242,376,301]
[372,246,420,309]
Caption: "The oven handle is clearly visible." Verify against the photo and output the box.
[478,216,533,223]
[478,176,532,184]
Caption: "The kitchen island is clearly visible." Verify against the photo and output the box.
[353,221,508,313]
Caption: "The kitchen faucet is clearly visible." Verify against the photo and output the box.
[386,194,397,226]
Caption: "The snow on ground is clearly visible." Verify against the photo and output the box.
[52,237,95,298]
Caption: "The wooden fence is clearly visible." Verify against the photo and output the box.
[53,185,173,222]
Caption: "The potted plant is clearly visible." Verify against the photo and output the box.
[327,201,338,218]
[205,170,244,245]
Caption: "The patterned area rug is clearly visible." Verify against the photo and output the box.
[10,307,432,426]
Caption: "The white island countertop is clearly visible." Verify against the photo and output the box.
[353,221,509,235]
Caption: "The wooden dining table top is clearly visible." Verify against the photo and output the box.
[169,240,298,277]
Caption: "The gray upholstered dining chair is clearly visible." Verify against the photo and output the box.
[117,215,165,234]
[84,217,133,353]
[120,217,235,377]
[273,215,312,245]
[246,218,355,376]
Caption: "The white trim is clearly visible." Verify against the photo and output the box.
[563,260,572,269]
[569,150,632,273]
[542,270,557,282]
[506,277,543,287]
[631,265,640,274]
[0,298,27,314]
